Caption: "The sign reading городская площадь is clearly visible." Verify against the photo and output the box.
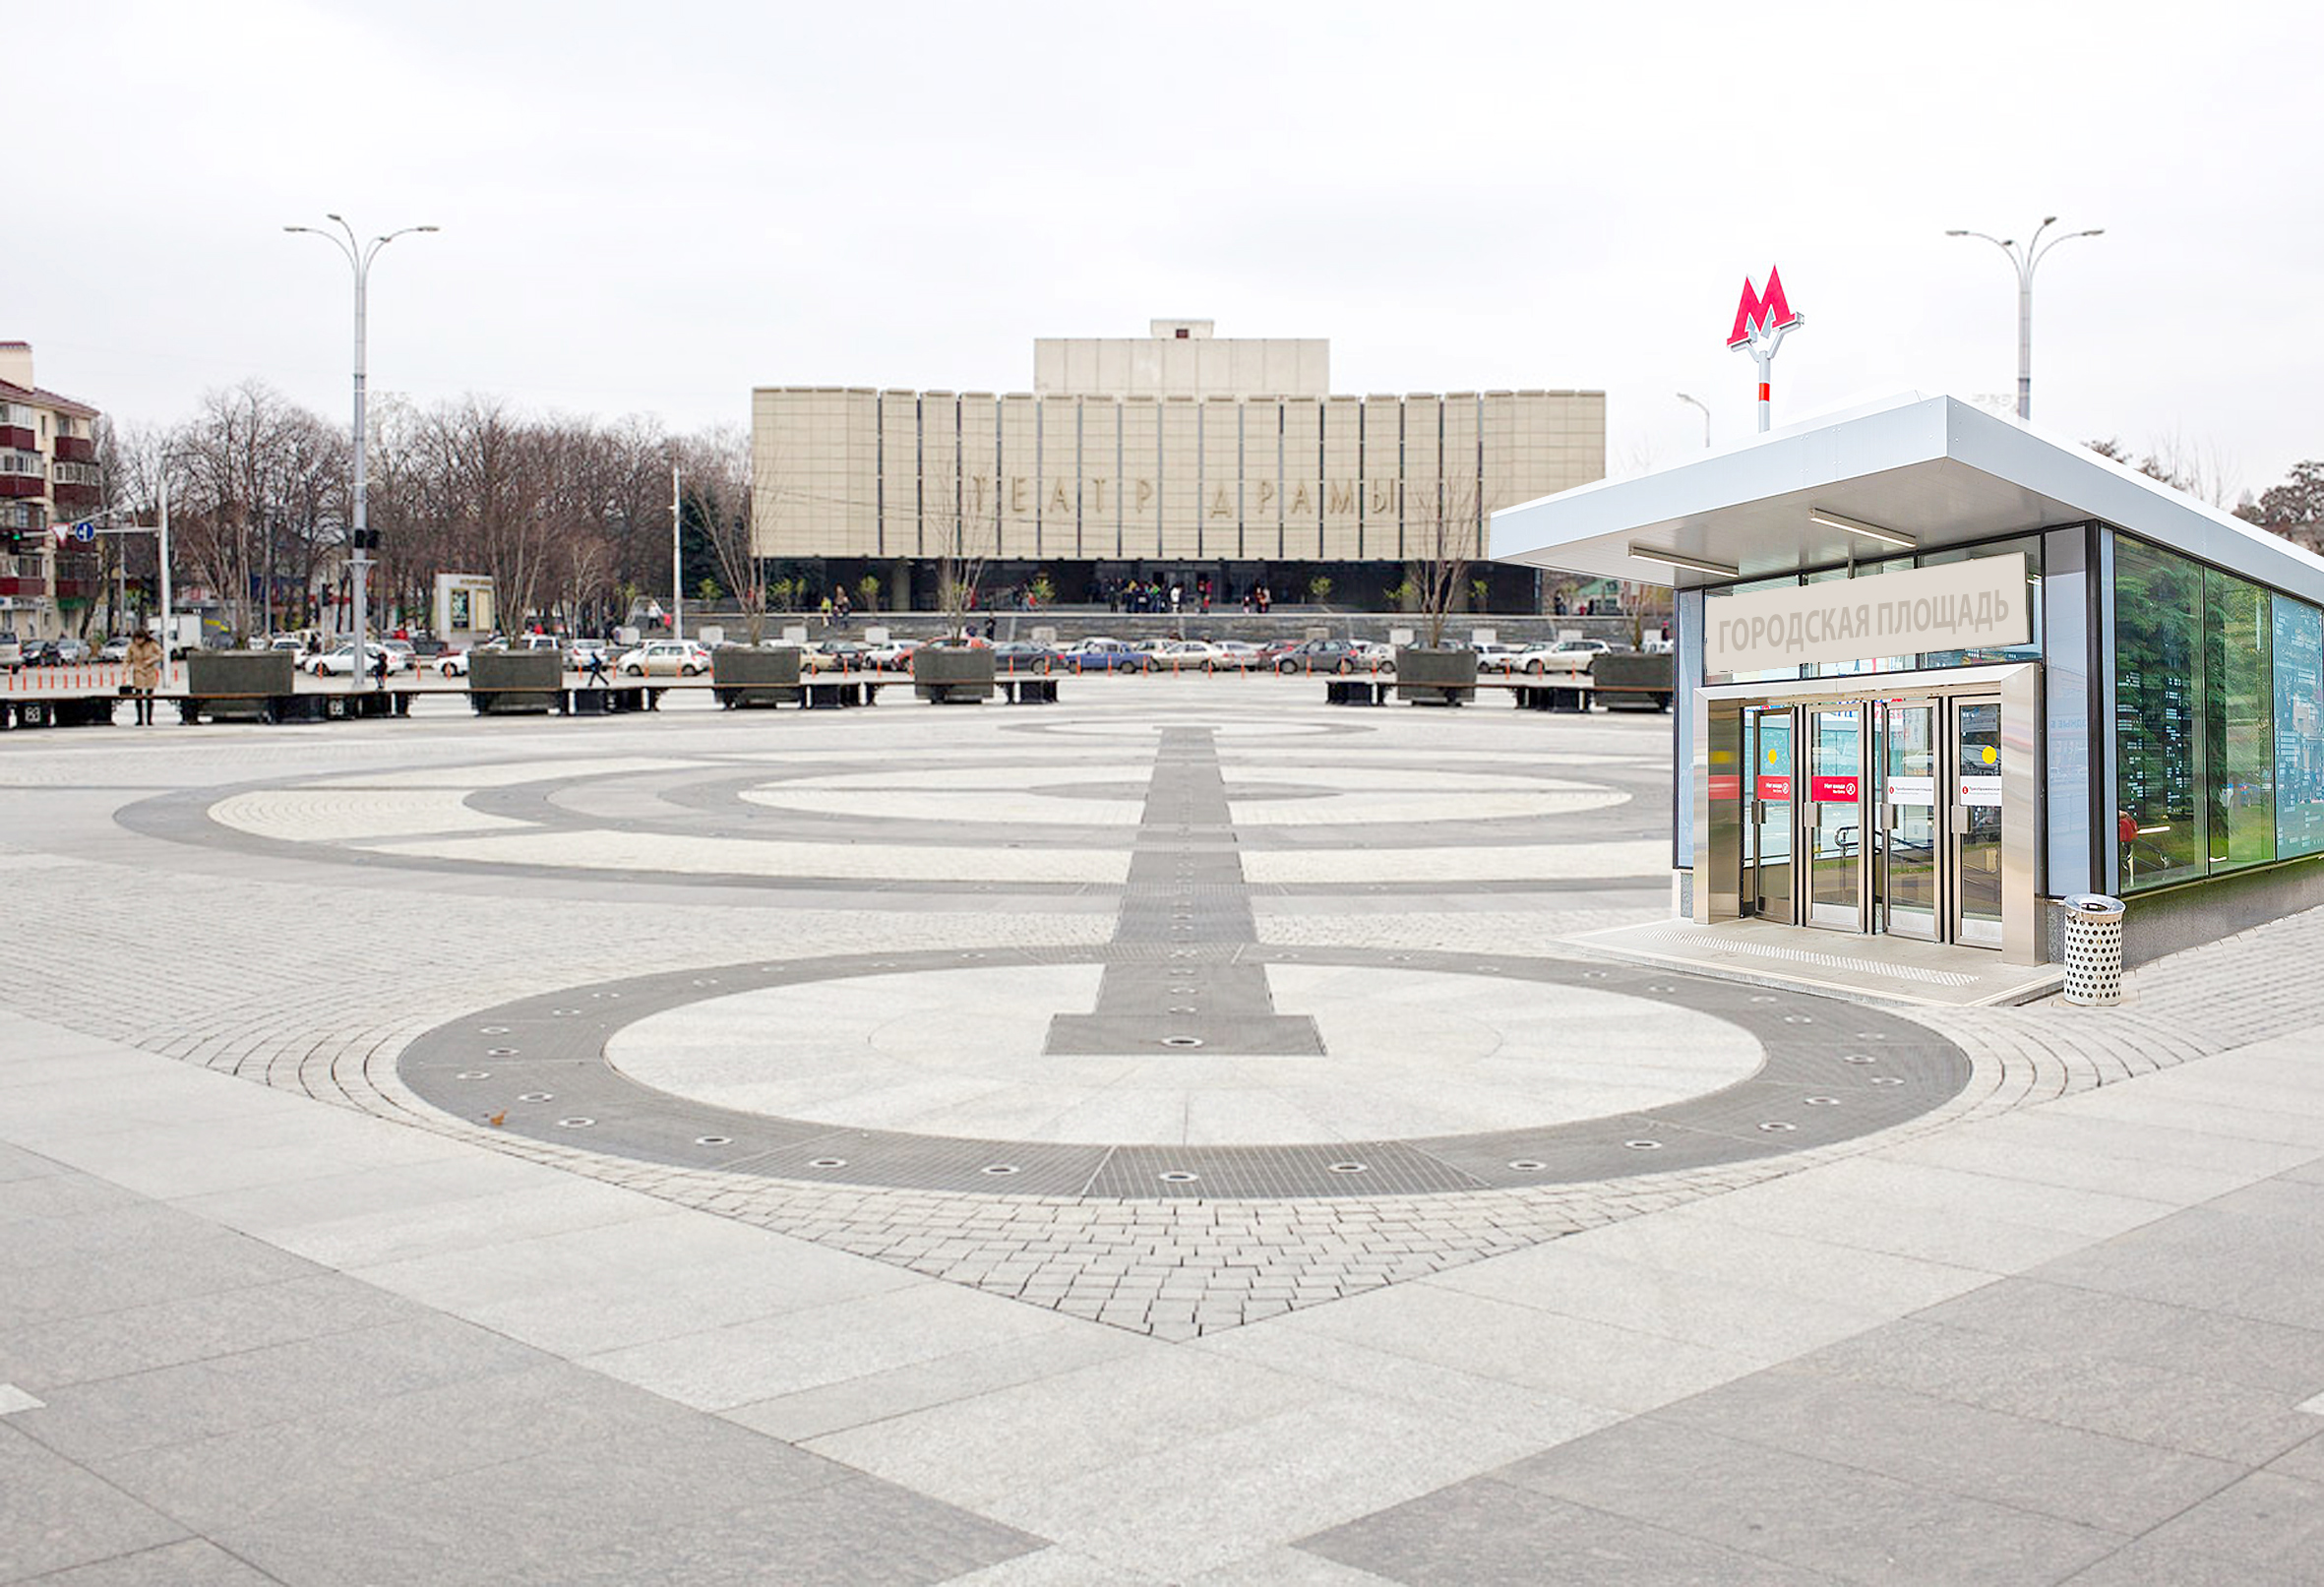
[1704,554,2030,674]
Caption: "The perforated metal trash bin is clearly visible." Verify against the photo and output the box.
[2060,893,2126,1006]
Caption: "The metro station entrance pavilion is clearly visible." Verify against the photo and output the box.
[1492,394,2324,972]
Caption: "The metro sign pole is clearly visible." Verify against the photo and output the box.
[1728,266,1803,433]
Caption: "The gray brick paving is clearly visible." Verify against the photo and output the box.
[7,696,2324,1581]
[0,1149,1044,1587]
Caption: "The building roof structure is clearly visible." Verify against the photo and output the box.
[1490,392,2324,596]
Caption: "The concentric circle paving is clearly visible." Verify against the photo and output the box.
[399,944,1970,1199]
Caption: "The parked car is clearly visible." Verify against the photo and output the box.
[435,649,469,678]
[1273,639,1376,675]
[309,642,410,677]
[0,632,20,672]
[49,638,91,665]
[1474,642,1524,674]
[1152,640,1252,672]
[619,640,711,677]
[805,640,873,673]
[992,641,1058,673]
[1055,638,1149,673]
[1507,640,1601,675]
[96,636,130,663]
[381,639,419,673]
[565,638,611,672]
[866,639,922,671]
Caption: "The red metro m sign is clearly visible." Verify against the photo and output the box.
[1728,266,1804,434]
[1727,266,1801,349]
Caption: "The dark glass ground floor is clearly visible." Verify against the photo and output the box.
[736,558,1638,618]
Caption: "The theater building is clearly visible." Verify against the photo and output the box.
[750,321,1604,610]
[1492,393,2324,977]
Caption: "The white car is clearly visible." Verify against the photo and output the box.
[1507,641,1601,676]
[1151,640,1252,672]
[866,639,921,671]
[619,640,711,677]
[435,650,469,677]
[308,642,408,677]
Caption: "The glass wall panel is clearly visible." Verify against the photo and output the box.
[2206,570,2275,870]
[1922,536,2044,668]
[2276,595,2324,859]
[1808,558,1915,677]
[2113,538,2205,889]
[1702,576,1802,686]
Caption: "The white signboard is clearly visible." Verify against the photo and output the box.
[1957,776,2003,808]
[1706,554,2028,674]
[1885,776,1936,806]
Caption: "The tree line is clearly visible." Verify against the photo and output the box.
[96,382,749,641]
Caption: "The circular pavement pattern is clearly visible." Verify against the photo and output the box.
[399,944,1971,1198]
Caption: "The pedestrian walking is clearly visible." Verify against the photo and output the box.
[125,630,162,725]
[583,650,612,690]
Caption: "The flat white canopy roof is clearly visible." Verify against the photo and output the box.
[1491,392,2324,596]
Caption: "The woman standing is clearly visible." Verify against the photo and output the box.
[125,630,163,725]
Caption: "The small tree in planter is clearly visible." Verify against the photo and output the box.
[1396,474,1489,703]
[917,472,999,702]
[855,574,881,614]
[1307,574,1334,606]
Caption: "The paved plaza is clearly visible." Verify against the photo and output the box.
[3,677,2322,1584]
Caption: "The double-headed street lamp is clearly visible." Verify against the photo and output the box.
[284,214,437,686]
[1944,216,2103,422]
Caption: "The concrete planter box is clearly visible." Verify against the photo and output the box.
[913,644,996,703]
[1590,651,1674,711]
[188,651,296,721]
[712,646,802,708]
[1395,645,1478,705]
[467,650,563,714]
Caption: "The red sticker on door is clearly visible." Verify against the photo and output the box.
[1809,775,1860,803]
[1708,774,1742,801]
[1755,775,1792,801]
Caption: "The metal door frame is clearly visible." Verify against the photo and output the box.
[1876,699,1944,942]
[1802,702,1870,933]
[1742,703,1797,925]
[1693,663,2042,963]
[1946,693,2007,950]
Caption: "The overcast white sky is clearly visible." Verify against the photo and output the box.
[13,0,2319,496]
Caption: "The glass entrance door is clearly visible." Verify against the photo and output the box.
[1879,702,1940,941]
[1746,706,1794,924]
[1950,697,2005,948]
[1804,706,1867,930]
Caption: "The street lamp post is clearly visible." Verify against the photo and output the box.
[284,214,438,688]
[1944,216,2103,422]
[1676,393,1711,449]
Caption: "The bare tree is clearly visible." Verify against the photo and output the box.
[683,426,761,641]
[1404,472,1489,648]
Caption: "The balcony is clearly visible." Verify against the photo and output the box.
[0,475,42,499]
[0,426,32,453]
[0,577,47,596]
[52,435,94,463]
[52,480,99,508]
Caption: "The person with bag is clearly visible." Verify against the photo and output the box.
[125,630,163,725]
